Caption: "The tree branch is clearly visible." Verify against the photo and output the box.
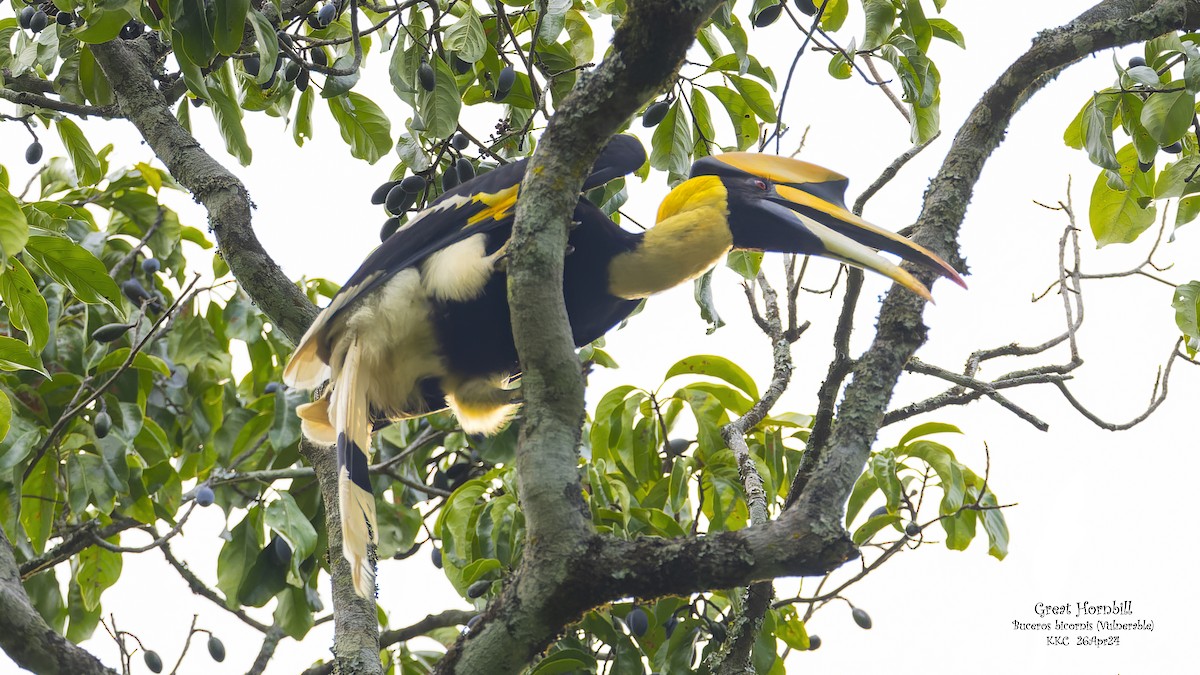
[0,526,118,674]
[437,2,726,672]
[88,39,317,344]
[789,0,1200,532]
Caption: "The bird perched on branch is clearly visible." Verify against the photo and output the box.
[283,136,965,596]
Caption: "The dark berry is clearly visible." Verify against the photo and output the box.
[642,100,669,128]
[627,607,649,637]
[370,181,398,204]
[380,217,400,241]
[466,579,491,598]
[195,485,215,507]
[455,157,475,183]
[399,175,427,193]
[316,3,336,26]
[91,323,134,343]
[852,607,872,629]
[25,141,42,164]
[495,66,515,101]
[29,9,47,33]
[753,3,782,27]
[418,61,436,92]
[93,411,111,439]
[451,133,470,151]
[142,257,160,274]
[206,635,225,662]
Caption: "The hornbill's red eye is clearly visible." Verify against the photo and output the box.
[754,179,768,191]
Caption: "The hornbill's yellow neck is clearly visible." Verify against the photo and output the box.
[607,176,733,299]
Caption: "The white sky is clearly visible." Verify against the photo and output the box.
[3,1,1199,673]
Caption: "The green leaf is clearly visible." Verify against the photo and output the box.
[1127,65,1164,88]
[851,513,901,545]
[664,355,759,400]
[538,0,571,44]
[978,491,1009,560]
[529,648,597,675]
[21,454,57,554]
[248,8,280,85]
[729,75,777,123]
[1089,145,1156,246]
[0,184,30,261]
[444,8,486,62]
[66,580,101,643]
[1154,155,1200,199]
[882,35,939,108]
[902,440,965,515]
[707,85,758,151]
[828,49,853,80]
[273,584,315,639]
[76,540,122,611]
[172,0,216,67]
[693,268,724,334]
[24,235,123,309]
[705,53,776,88]
[177,54,210,99]
[862,0,896,51]
[845,471,878,527]
[1185,58,1200,94]
[819,0,848,32]
[1081,93,1121,171]
[92,349,171,376]
[0,391,10,445]
[218,510,264,606]
[0,258,49,352]
[1173,281,1200,342]
[726,250,762,280]
[294,86,314,147]
[928,18,965,48]
[265,492,317,585]
[78,46,115,106]
[1140,86,1195,145]
[207,63,252,166]
[870,451,902,512]
[0,335,48,375]
[212,0,250,55]
[910,92,940,144]
[941,511,976,550]
[900,0,931,51]
[329,93,392,164]
[416,55,461,140]
[564,10,594,65]
[1177,195,1200,228]
[56,119,103,186]
[649,101,692,176]
[67,452,118,514]
[898,422,962,447]
[323,54,362,99]
[73,5,133,44]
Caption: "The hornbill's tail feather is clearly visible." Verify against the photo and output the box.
[330,338,377,597]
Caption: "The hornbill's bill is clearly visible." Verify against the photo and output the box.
[283,137,966,596]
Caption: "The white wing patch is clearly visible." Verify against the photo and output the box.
[420,233,502,302]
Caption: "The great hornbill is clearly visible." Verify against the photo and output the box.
[282,136,965,596]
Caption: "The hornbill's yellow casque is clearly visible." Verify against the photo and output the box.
[282,136,966,596]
